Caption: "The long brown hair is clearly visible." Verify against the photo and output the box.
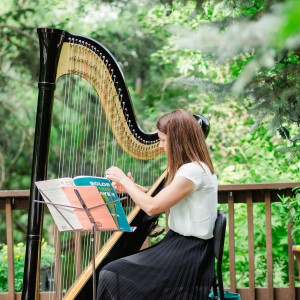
[156,109,214,185]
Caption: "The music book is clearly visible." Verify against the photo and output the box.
[35,176,132,232]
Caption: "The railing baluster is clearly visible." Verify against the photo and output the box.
[228,191,237,292]
[54,225,62,299]
[265,191,274,300]
[247,191,255,300]
[74,232,82,278]
[288,222,296,300]
[5,198,15,300]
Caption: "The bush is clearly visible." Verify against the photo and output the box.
[0,240,55,292]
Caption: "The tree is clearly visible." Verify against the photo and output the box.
[0,0,299,191]
[163,0,300,157]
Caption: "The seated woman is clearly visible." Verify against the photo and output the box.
[97,109,218,300]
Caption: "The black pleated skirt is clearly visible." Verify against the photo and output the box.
[96,230,214,300]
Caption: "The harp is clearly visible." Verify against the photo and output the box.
[21,28,167,300]
[21,28,210,300]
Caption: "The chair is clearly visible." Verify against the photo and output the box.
[211,210,227,300]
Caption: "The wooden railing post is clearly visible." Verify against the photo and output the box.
[265,191,274,300]
[247,191,255,300]
[6,198,15,300]
[288,222,296,300]
[228,191,237,292]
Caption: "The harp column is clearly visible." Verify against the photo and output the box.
[22,29,66,300]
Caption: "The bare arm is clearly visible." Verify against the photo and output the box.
[105,166,195,216]
[112,172,148,193]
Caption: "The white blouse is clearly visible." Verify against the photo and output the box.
[168,162,218,239]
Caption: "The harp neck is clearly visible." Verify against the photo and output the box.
[37,28,163,159]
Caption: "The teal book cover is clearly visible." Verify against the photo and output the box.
[73,176,132,232]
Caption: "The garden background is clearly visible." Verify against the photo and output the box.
[0,0,299,292]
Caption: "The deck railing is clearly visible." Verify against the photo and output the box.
[1,182,300,300]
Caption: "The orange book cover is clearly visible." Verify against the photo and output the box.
[61,186,118,231]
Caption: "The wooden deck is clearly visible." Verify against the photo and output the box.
[1,182,300,300]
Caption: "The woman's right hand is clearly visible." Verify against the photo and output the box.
[112,172,134,193]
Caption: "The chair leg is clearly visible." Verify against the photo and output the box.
[212,276,218,300]
[217,265,224,300]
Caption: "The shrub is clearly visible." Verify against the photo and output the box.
[0,240,55,292]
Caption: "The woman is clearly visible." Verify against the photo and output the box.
[97,109,218,300]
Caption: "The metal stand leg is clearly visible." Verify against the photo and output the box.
[91,223,96,300]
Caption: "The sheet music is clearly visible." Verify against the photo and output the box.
[35,178,123,232]
[35,178,82,231]
[62,186,118,231]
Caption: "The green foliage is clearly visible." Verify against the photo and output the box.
[0,240,54,292]
[279,187,300,245]
[276,0,300,48]
[1,0,299,190]
[1,0,300,291]
[171,0,300,154]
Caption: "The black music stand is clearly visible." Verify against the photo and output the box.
[74,188,98,300]
[35,186,131,300]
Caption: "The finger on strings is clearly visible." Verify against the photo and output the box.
[127,172,134,181]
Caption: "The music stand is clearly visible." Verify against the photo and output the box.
[35,185,131,300]
[74,188,98,300]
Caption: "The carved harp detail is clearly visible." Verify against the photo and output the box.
[22,28,166,300]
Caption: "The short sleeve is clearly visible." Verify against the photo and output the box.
[175,163,203,189]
